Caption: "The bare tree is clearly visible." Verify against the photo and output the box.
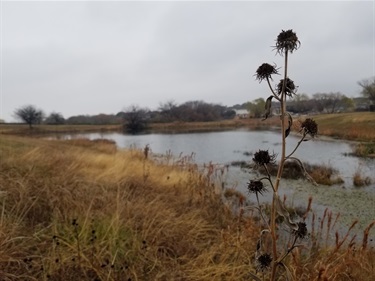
[123,105,149,133]
[45,112,65,125]
[158,100,178,122]
[312,92,346,113]
[14,105,44,128]
[358,77,375,104]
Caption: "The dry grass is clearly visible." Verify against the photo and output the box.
[305,163,344,186]
[149,118,281,133]
[0,135,258,280]
[256,161,344,186]
[352,142,375,158]
[0,124,121,135]
[310,112,375,141]
[0,135,374,280]
[353,170,372,187]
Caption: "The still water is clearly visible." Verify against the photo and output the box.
[59,129,374,185]
[56,129,375,232]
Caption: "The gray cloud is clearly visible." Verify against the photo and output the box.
[1,1,373,121]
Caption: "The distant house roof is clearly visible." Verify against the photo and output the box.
[234,109,249,115]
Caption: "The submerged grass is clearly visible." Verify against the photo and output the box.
[252,160,344,186]
[352,142,375,158]
[353,169,372,187]
[0,135,374,280]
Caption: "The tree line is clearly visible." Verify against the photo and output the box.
[244,92,366,118]
[11,77,375,131]
[11,100,236,130]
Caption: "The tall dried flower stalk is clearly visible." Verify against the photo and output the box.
[251,29,318,280]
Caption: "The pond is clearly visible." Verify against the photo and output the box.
[53,129,375,234]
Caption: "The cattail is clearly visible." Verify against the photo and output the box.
[362,221,375,250]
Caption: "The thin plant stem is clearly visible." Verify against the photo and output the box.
[277,236,298,264]
[266,77,281,101]
[261,166,276,192]
[271,49,289,281]
[255,192,270,229]
[286,131,307,159]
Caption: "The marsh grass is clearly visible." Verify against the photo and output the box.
[0,135,374,280]
[352,142,375,158]
[253,160,344,186]
[0,135,259,280]
[353,169,372,187]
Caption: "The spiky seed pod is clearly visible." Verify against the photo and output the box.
[301,118,318,137]
[274,29,301,55]
[247,180,267,195]
[293,222,308,239]
[256,253,272,272]
[255,63,279,82]
[253,149,277,166]
[277,78,298,97]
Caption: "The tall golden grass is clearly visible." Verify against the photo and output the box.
[0,135,374,280]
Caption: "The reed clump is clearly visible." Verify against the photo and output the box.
[352,142,375,158]
[255,160,344,186]
[353,170,372,187]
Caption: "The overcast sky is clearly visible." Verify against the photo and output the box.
[1,1,374,122]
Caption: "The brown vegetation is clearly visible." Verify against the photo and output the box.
[254,160,344,186]
[2,112,374,142]
[311,112,375,141]
[0,135,374,280]
[352,142,375,158]
[0,123,121,135]
[353,169,372,187]
[0,135,258,280]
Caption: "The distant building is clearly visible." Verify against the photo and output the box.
[352,97,370,111]
[234,109,249,119]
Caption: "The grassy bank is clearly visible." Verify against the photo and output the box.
[0,135,258,280]
[0,124,121,135]
[148,118,281,132]
[0,118,279,136]
[0,135,374,280]
[2,112,374,141]
[311,112,375,141]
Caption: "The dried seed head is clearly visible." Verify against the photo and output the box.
[301,118,318,137]
[253,150,276,166]
[255,63,279,82]
[292,222,308,239]
[247,180,267,195]
[256,253,272,272]
[277,78,298,97]
[275,29,300,55]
